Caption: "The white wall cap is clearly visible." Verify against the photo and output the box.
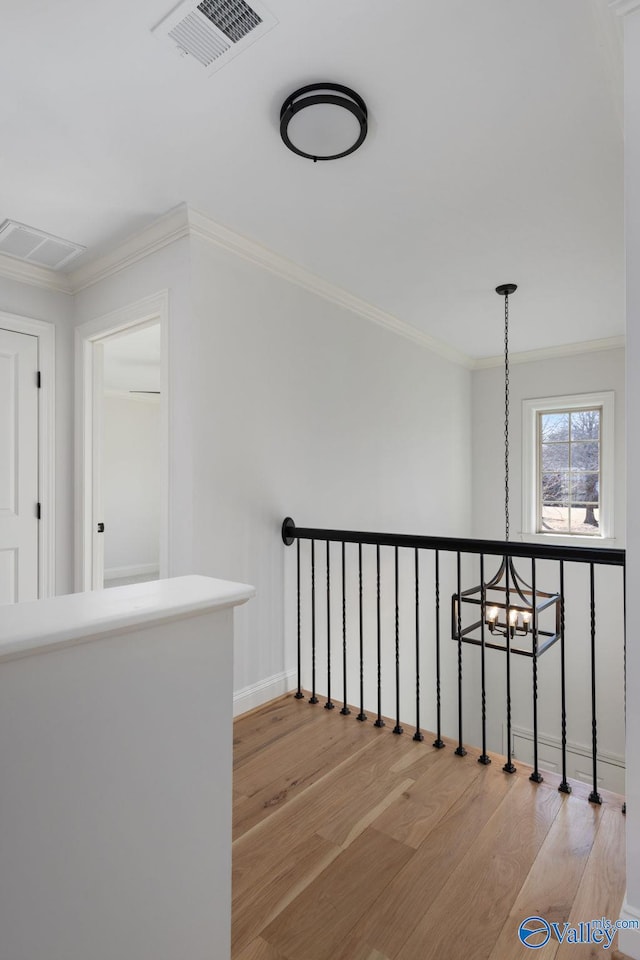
[0,575,255,662]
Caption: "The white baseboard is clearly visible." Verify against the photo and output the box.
[104,563,160,581]
[233,670,297,718]
[504,722,625,793]
[618,896,640,958]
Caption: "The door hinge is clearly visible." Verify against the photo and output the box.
[36,502,41,520]
[36,371,41,388]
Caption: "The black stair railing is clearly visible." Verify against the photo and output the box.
[282,517,626,807]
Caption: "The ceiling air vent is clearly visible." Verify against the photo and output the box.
[0,220,86,271]
[152,0,277,74]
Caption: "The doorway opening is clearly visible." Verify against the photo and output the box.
[101,323,161,588]
[75,292,169,592]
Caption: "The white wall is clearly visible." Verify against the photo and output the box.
[71,231,473,717]
[621,8,640,954]
[470,349,626,785]
[189,234,472,704]
[0,579,242,960]
[472,348,626,544]
[0,276,75,595]
[102,396,160,577]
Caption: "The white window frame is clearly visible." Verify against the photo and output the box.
[521,391,615,545]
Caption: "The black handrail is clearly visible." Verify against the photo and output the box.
[283,515,625,806]
[281,518,625,567]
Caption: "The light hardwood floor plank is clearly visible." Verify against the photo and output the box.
[234,937,288,960]
[234,715,377,839]
[233,695,319,767]
[231,698,626,960]
[261,828,413,960]
[233,832,341,956]
[395,776,563,960]
[233,731,410,903]
[488,794,603,960]
[373,750,483,848]
[555,806,627,959]
[350,765,517,958]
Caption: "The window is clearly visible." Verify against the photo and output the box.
[522,392,614,541]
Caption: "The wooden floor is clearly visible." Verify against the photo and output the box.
[232,693,629,960]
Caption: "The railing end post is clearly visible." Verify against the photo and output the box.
[282,517,296,546]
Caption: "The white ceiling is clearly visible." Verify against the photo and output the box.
[0,0,624,358]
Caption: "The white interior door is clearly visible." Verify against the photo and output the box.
[0,328,39,603]
[91,341,105,590]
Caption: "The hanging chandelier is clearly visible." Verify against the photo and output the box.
[451,284,560,658]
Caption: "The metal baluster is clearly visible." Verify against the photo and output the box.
[357,542,367,721]
[503,555,516,773]
[558,561,571,793]
[589,562,602,804]
[295,537,304,699]
[433,550,444,748]
[529,559,543,783]
[309,540,319,704]
[374,544,385,727]
[325,540,335,710]
[414,548,424,742]
[478,554,490,764]
[340,542,350,716]
[454,551,466,756]
[393,546,403,734]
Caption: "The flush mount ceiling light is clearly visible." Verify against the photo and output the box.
[280,83,368,162]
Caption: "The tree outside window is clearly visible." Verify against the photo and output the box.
[539,407,601,535]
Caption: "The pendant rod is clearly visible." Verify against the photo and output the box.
[496,283,517,543]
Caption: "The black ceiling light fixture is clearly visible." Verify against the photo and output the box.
[280,83,368,162]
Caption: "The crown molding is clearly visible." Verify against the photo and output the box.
[0,199,470,366]
[0,250,73,294]
[9,200,619,374]
[608,0,640,15]
[187,208,472,368]
[472,335,625,370]
[68,205,190,293]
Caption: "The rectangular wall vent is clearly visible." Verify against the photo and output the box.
[153,0,277,74]
[0,220,86,271]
